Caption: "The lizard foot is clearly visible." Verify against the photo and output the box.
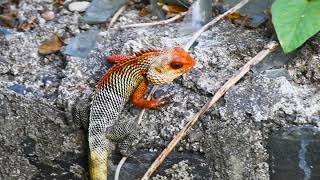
[152,89,173,107]
[119,148,143,165]
[157,96,172,107]
[153,93,173,107]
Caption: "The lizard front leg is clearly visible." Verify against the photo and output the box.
[131,78,167,108]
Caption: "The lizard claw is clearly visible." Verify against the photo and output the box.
[157,96,171,107]
[152,94,172,108]
[151,90,173,107]
[120,148,135,158]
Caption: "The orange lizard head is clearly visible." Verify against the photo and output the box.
[147,47,195,85]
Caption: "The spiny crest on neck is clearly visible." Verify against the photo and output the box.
[95,48,163,93]
[134,48,161,57]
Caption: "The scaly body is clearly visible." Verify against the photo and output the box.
[86,47,195,180]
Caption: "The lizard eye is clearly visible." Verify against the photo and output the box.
[171,63,183,69]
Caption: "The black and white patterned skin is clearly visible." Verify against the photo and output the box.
[73,48,195,179]
[88,56,151,163]
[71,47,196,180]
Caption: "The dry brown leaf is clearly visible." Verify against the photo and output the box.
[225,11,242,20]
[38,34,64,55]
[54,0,64,6]
[224,11,254,28]
[162,4,188,14]
[18,17,38,31]
[0,12,18,28]
[139,7,150,17]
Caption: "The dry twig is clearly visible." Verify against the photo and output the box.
[141,41,279,180]
[117,12,187,29]
[139,0,286,178]
[137,0,251,139]
[184,0,250,50]
[114,156,127,180]
[108,5,127,29]
[116,0,252,179]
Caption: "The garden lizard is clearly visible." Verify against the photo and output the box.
[74,47,195,180]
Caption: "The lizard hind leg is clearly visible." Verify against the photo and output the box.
[72,97,92,130]
[107,121,140,157]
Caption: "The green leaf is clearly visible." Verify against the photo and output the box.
[271,0,320,53]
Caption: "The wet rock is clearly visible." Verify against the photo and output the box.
[225,0,274,16]
[179,0,212,34]
[150,0,165,20]
[263,68,291,79]
[109,150,210,180]
[268,126,320,180]
[7,84,32,95]
[64,30,99,58]
[204,72,320,179]
[252,48,293,73]
[163,0,192,7]
[68,1,90,12]
[249,13,269,28]
[0,89,86,179]
[82,0,127,24]
[287,33,320,86]
[212,3,228,16]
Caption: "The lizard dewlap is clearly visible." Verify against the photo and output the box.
[84,47,195,180]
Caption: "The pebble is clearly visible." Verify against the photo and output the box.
[68,1,90,12]
[41,11,55,21]
[7,84,31,95]
[64,30,99,58]
[82,0,126,24]
[0,26,11,35]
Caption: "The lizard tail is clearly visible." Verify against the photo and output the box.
[89,150,108,180]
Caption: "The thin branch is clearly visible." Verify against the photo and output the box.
[114,10,185,180]
[141,41,279,180]
[116,0,251,179]
[108,5,127,29]
[183,0,250,50]
[117,12,187,29]
[138,0,251,137]
[114,156,127,180]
